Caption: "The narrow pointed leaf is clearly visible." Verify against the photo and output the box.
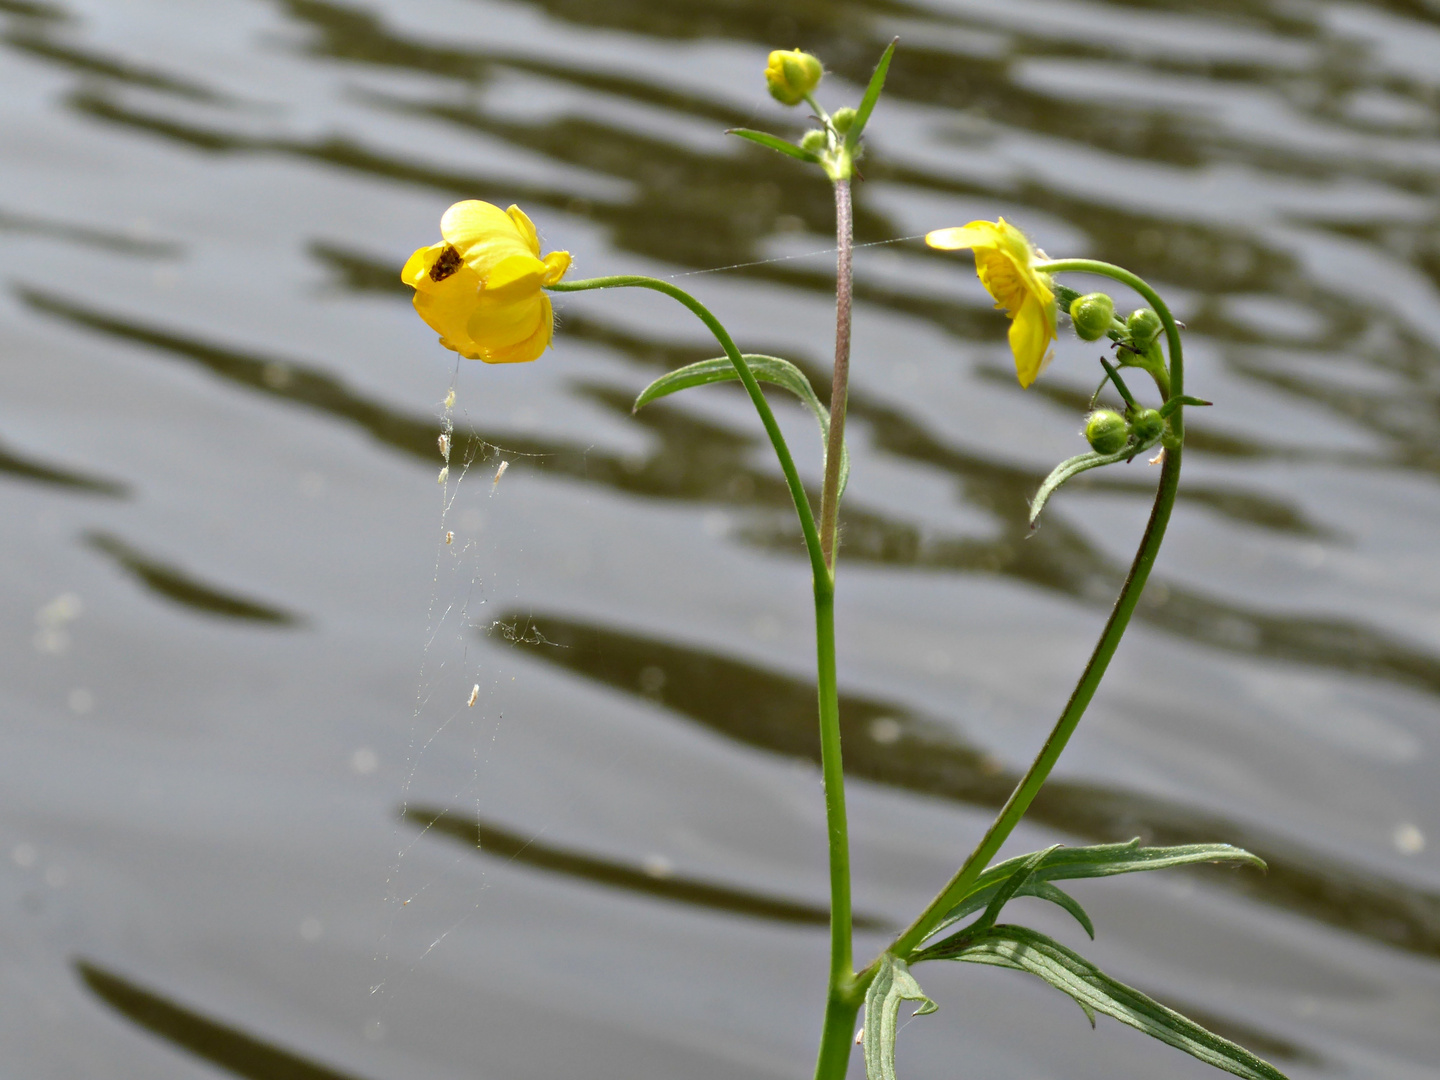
[944,880,1094,939]
[928,925,1289,1080]
[845,39,897,152]
[863,953,936,1080]
[727,128,822,163]
[975,846,1058,931]
[634,354,848,497]
[1030,436,1160,526]
[926,841,1262,941]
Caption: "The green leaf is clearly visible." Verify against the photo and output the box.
[862,953,937,1080]
[926,840,1263,943]
[947,879,1095,939]
[634,354,848,498]
[845,39,897,153]
[726,128,822,163]
[973,846,1058,931]
[1029,436,1160,527]
[925,925,1289,1080]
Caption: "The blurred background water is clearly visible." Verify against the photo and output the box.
[2,0,1440,1077]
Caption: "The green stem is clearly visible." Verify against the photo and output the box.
[812,582,856,1080]
[869,260,1187,971]
[549,276,828,583]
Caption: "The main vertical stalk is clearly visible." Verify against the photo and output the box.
[812,580,857,1080]
[819,179,853,569]
[812,177,857,1080]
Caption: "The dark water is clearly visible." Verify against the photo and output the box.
[3,0,1440,1076]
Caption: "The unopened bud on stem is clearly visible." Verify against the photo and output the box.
[1084,409,1129,454]
[1126,308,1163,351]
[1069,293,1115,341]
[832,106,857,133]
[800,129,828,153]
[1130,407,1165,443]
[765,49,823,106]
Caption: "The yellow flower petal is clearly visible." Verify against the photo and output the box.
[412,268,486,358]
[482,251,548,296]
[476,295,554,364]
[542,250,571,285]
[440,200,530,273]
[466,291,547,349]
[927,217,1058,387]
[401,243,442,286]
[923,225,996,251]
[506,205,540,257]
[1009,293,1055,387]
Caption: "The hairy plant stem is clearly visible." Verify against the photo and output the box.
[809,176,861,1080]
[863,259,1187,977]
[819,179,853,569]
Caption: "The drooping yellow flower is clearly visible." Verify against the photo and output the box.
[401,201,571,364]
[926,218,1057,387]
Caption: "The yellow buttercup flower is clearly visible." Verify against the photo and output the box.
[401,201,572,364]
[926,218,1057,387]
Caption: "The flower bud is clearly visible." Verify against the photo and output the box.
[765,49,823,106]
[1130,408,1165,443]
[832,106,857,133]
[800,129,828,153]
[1084,409,1129,454]
[1126,308,1163,351]
[1069,293,1115,342]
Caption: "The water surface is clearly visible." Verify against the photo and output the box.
[3,0,1440,1077]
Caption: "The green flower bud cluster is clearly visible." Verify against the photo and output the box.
[1083,406,1165,455]
[735,42,893,183]
[1064,293,1166,357]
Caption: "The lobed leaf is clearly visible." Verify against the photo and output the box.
[726,128,822,163]
[926,925,1289,1080]
[634,353,848,497]
[925,840,1263,943]
[862,953,937,1080]
[845,39,897,153]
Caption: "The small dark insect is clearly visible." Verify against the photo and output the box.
[428,245,463,282]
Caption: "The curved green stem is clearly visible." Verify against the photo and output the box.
[549,276,828,583]
[869,261,1187,972]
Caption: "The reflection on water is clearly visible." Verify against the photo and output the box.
[84,531,301,625]
[497,609,1440,960]
[77,961,371,1080]
[402,806,889,929]
[6,0,1440,1075]
[29,283,1440,709]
